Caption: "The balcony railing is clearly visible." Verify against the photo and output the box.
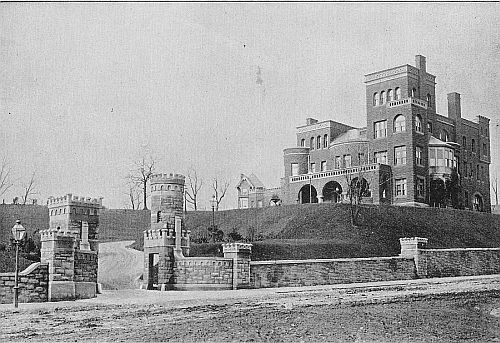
[290,163,380,183]
[387,97,428,109]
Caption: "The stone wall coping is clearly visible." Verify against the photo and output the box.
[75,250,98,256]
[47,194,103,207]
[421,247,500,252]
[0,262,46,277]
[222,243,253,253]
[400,237,429,243]
[176,257,233,262]
[250,256,409,266]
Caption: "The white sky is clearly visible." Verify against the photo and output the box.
[1,3,499,209]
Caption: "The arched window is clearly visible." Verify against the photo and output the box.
[415,115,422,133]
[411,88,417,97]
[440,129,449,142]
[387,89,394,102]
[94,209,97,215]
[471,139,475,153]
[462,136,467,149]
[380,91,386,105]
[310,137,314,150]
[395,87,401,100]
[473,194,483,211]
[50,210,53,216]
[63,208,66,214]
[323,134,328,148]
[160,185,163,191]
[316,136,321,149]
[373,93,379,106]
[394,115,406,133]
[300,138,305,147]
[427,94,432,107]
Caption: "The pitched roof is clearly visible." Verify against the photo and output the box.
[236,173,265,189]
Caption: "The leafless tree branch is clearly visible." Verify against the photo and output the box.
[129,156,156,210]
[212,177,229,211]
[0,157,14,198]
[21,171,38,205]
[185,168,203,211]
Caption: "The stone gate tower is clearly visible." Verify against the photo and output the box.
[150,173,185,230]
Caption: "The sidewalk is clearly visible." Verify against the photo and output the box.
[2,274,499,312]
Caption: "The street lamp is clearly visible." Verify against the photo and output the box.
[210,195,216,229]
[11,220,26,308]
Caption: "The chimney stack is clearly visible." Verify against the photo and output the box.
[447,92,462,121]
[415,55,426,73]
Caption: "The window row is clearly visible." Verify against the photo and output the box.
[462,163,487,181]
[395,177,425,198]
[373,88,402,106]
[461,136,488,156]
[300,134,329,150]
[151,184,183,192]
[373,115,423,139]
[50,208,98,216]
[372,88,432,107]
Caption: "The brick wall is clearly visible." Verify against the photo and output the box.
[419,248,500,278]
[0,262,48,304]
[173,257,233,289]
[250,257,416,288]
[74,251,98,283]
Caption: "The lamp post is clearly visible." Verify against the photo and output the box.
[11,220,26,308]
[210,195,216,229]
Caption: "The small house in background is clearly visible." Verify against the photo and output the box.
[236,174,281,209]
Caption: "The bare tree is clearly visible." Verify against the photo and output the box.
[212,177,229,211]
[185,168,203,211]
[492,175,498,206]
[344,149,372,227]
[129,156,156,210]
[0,157,14,199]
[124,178,143,210]
[21,171,37,205]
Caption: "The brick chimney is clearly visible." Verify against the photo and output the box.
[415,55,426,73]
[447,92,462,121]
[306,118,318,126]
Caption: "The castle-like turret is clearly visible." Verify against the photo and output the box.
[150,173,185,230]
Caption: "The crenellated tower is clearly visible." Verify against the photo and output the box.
[150,173,185,230]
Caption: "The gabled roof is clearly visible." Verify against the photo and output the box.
[236,173,265,189]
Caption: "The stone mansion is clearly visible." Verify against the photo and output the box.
[237,55,492,212]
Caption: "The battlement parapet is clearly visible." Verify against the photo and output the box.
[150,173,186,185]
[144,227,191,240]
[39,228,78,241]
[47,194,103,208]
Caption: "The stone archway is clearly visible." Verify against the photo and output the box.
[298,184,318,204]
[322,181,343,203]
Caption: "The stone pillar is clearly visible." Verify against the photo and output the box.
[400,237,428,278]
[40,230,77,301]
[80,221,90,251]
[223,243,252,289]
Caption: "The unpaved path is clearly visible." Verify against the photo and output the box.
[1,275,499,342]
[98,241,143,289]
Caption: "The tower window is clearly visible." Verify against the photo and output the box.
[440,129,449,142]
[300,138,305,147]
[344,155,352,168]
[321,161,327,171]
[428,122,433,133]
[373,93,379,106]
[157,211,161,223]
[394,146,407,165]
[416,146,423,166]
[395,87,401,100]
[394,115,406,133]
[310,137,314,150]
[415,115,423,133]
[471,139,475,152]
[387,89,394,102]
[395,178,407,197]
[427,94,432,107]
[316,135,321,149]
[411,88,417,97]
[462,136,467,149]
[380,91,386,105]
[374,120,387,139]
[323,134,328,148]
[374,151,387,164]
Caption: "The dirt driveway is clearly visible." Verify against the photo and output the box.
[1,276,499,342]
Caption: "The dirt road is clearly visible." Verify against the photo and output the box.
[1,275,499,342]
[98,241,143,290]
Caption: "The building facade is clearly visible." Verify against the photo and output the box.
[278,55,491,211]
[236,173,281,209]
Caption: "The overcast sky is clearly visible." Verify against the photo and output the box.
[1,3,499,209]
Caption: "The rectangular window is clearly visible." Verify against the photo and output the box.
[374,151,387,164]
[483,143,487,156]
[321,161,327,172]
[316,137,321,150]
[416,177,425,198]
[241,188,248,195]
[437,148,444,166]
[239,198,249,209]
[335,156,342,169]
[416,147,423,166]
[395,178,407,197]
[358,153,366,165]
[310,163,316,173]
[257,200,263,208]
[344,155,351,168]
[394,146,407,165]
[464,163,468,178]
[291,163,299,176]
[374,120,387,139]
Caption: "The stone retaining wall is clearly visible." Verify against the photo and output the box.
[419,248,500,278]
[250,257,416,288]
[173,257,233,290]
[0,263,48,304]
[75,251,98,283]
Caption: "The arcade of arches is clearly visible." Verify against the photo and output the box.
[298,179,370,204]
